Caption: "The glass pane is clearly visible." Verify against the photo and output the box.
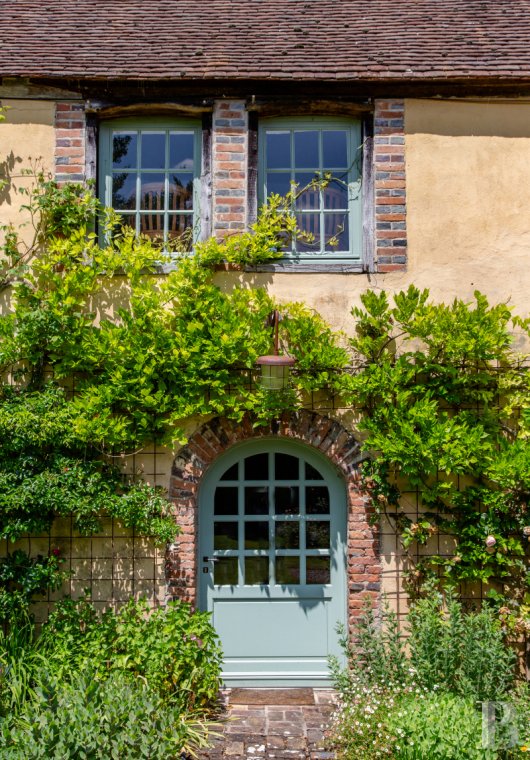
[245,521,269,550]
[245,486,269,515]
[296,213,321,253]
[245,557,269,585]
[214,487,238,515]
[276,556,300,585]
[141,132,166,169]
[213,521,238,550]
[324,214,349,251]
[306,520,330,549]
[323,130,348,168]
[113,132,137,169]
[305,462,324,480]
[266,172,291,198]
[306,486,330,514]
[214,558,238,585]
[275,453,299,481]
[295,173,320,210]
[167,215,193,247]
[139,213,164,240]
[169,173,194,211]
[245,454,268,480]
[323,179,348,210]
[275,521,299,549]
[140,173,165,210]
[112,173,136,209]
[170,133,194,170]
[220,463,238,481]
[266,131,291,169]
[306,556,330,584]
[274,486,299,515]
[294,131,319,168]
[117,213,137,232]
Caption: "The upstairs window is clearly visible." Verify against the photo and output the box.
[99,118,201,247]
[259,117,362,263]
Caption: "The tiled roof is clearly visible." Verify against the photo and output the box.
[2,0,530,82]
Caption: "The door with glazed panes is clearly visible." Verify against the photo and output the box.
[199,440,347,686]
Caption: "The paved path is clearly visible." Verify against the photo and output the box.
[198,689,336,760]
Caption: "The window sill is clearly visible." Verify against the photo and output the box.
[215,261,367,274]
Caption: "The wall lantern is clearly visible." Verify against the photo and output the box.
[256,310,295,391]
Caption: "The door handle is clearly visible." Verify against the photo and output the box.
[203,556,220,563]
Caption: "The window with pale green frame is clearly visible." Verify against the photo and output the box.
[259,117,362,262]
[99,117,202,247]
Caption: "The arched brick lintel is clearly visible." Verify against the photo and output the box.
[166,411,381,627]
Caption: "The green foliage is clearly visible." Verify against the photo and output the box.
[0,550,68,623]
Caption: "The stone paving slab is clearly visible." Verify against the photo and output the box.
[197,689,336,760]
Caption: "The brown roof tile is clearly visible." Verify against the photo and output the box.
[1,0,530,81]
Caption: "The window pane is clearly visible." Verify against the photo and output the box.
[214,521,238,550]
[296,213,321,252]
[214,487,238,515]
[266,132,291,169]
[245,521,269,550]
[117,213,137,232]
[245,454,268,480]
[245,557,269,585]
[294,131,319,168]
[294,173,320,210]
[220,463,238,481]
[276,556,300,585]
[169,173,194,211]
[274,486,299,515]
[325,214,349,251]
[267,172,291,198]
[323,130,348,168]
[170,133,194,169]
[214,558,238,585]
[167,214,193,246]
[141,132,166,169]
[275,453,299,480]
[306,486,330,514]
[305,462,324,480]
[306,556,330,584]
[140,173,165,210]
[139,213,164,240]
[275,521,299,549]
[306,520,330,549]
[244,486,269,515]
[113,133,137,169]
[323,179,348,210]
[112,173,136,209]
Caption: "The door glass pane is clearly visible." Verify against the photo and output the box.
[275,453,299,480]
[141,132,166,169]
[275,521,299,549]
[113,132,137,169]
[244,453,268,480]
[245,486,269,515]
[305,462,324,480]
[294,131,319,168]
[276,556,300,585]
[323,130,348,168]
[214,487,238,515]
[214,558,238,585]
[112,174,136,209]
[245,521,269,550]
[274,486,299,515]
[214,521,238,550]
[306,556,330,584]
[306,486,330,514]
[245,557,269,585]
[307,520,330,549]
[220,463,238,481]
[266,132,291,169]
[170,133,194,169]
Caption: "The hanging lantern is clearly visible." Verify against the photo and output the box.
[256,310,295,390]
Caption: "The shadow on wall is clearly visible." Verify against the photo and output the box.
[0,151,23,205]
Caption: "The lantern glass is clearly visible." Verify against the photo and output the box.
[259,362,292,390]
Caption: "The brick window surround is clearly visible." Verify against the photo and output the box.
[167,410,381,627]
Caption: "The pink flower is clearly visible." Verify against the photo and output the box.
[485,535,496,547]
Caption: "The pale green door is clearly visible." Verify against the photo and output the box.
[198,439,347,687]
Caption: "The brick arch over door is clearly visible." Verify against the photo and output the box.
[166,411,381,625]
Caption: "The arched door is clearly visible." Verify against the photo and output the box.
[198,439,347,686]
